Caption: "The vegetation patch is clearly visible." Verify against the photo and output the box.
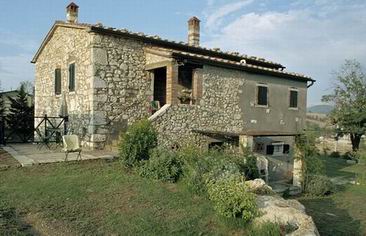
[207,174,257,222]
[0,148,20,168]
[138,148,183,182]
[119,119,157,167]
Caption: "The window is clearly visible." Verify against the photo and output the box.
[283,144,290,154]
[257,85,268,106]
[69,63,75,92]
[55,68,61,95]
[266,145,274,155]
[289,89,298,108]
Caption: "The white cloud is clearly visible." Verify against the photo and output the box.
[205,0,253,31]
[202,1,366,106]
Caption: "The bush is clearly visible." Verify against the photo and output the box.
[138,148,183,182]
[343,151,360,161]
[119,119,157,167]
[304,154,325,176]
[179,148,242,195]
[304,175,335,196]
[207,174,257,222]
[243,152,260,180]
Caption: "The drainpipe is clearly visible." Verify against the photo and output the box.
[307,80,315,88]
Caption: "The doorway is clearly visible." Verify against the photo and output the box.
[152,67,167,108]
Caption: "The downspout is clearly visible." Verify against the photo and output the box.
[307,80,315,88]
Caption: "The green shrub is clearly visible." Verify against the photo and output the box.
[343,151,360,161]
[243,152,260,180]
[138,148,183,182]
[179,148,242,195]
[119,119,157,167]
[304,175,335,196]
[207,174,257,222]
[304,154,325,176]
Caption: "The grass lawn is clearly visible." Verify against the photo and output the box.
[297,156,366,236]
[0,148,20,168]
[0,160,254,235]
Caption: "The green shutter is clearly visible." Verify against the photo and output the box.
[55,69,61,95]
[69,63,75,91]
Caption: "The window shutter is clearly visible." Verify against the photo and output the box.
[283,144,290,154]
[290,90,298,108]
[55,69,61,95]
[69,63,75,91]
[266,145,274,155]
[257,86,268,105]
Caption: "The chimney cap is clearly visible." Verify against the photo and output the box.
[67,2,79,9]
[188,16,200,22]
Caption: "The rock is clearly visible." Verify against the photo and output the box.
[346,160,357,164]
[254,195,319,236]
[246,178,275,195]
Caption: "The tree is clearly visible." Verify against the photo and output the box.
[6,83,34,142]
[20,81,34,95]
[0,80,4,117]
[322,60,366,151]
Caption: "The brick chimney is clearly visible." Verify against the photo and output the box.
[66,2,79,23]
[188,16,200,47]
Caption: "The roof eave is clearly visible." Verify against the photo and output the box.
[172,52,314,82]
[89,26,284,69]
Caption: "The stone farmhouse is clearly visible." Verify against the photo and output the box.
[32,3,315,184]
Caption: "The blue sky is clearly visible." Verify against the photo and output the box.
[0,0,365,106]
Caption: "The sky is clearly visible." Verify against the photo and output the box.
[0,0,365,106]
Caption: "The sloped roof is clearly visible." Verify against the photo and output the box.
[31,21,314,82]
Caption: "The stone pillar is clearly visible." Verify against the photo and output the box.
[293,140,304,189]
[239,135,254,152]
[166,62,179,104]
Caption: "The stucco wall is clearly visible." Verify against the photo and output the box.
[34,26,93,139]
[239,73,307,133]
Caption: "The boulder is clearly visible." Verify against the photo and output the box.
[246,178,275,195]
[254,195,319,236]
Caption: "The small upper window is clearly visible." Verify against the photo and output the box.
[289,89,298,108]
[69,63,75,92]
[55,68,61,95]
[257,85,268,106]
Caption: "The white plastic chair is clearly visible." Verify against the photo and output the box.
[62,135,82,161]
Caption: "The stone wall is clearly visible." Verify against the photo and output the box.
[152,65,246,148]
[35,26,152,148]
[152,65,307,150]
[34,26,93,140]
[90,33,152,147]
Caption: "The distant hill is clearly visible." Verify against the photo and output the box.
[307,105,333,114]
